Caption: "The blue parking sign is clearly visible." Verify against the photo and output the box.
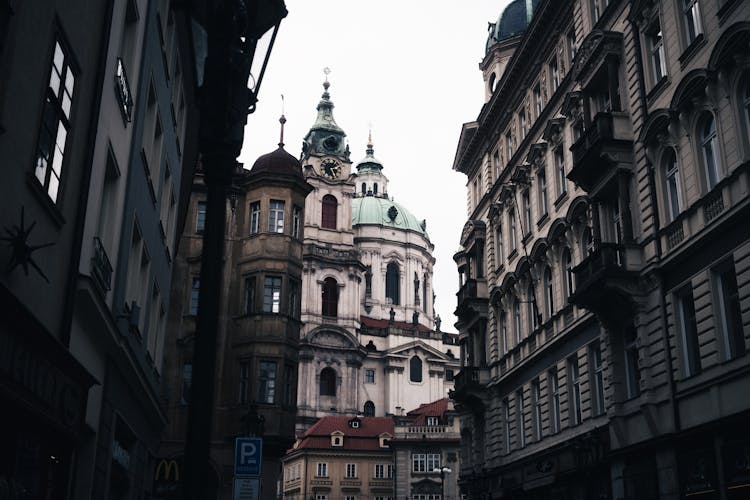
[235,437,263,477]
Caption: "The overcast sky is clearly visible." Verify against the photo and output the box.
[239,0,512,331]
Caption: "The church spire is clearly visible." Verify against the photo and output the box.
[302,68,348,159]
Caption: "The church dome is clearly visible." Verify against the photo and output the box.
[355,134,384,173]
[485,0,540,54]
[352,196,429,239]
[249,146,304,179]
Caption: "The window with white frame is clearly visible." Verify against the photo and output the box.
[519,110,527,140]
[683,0,703,44]
[647,20,667,84]
[316,462,328,477]
[249,201,260,234]
[412,453,440,473]
[427,416,439,426]
[258,360,276,404]
[713,260,745,360]
[34,40,75,203]
[590,340,606,415]
[549,369,561,433]
[532,378,543,441]
[263,276,282,313]
[700,114,721,190]
[550,58,559,92]
[365,368,375,384]
[555,146,566,197]
[516,388,526,448]
[506,131,514,158]
[663,148,682,222]
[345,496,356,500]
[375,463,385,478]
[346,463,357,478]
[534,84,542,117]
[568,356,582,425]
[269,200,285,233]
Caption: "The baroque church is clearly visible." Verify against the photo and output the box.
[296,78,460,432]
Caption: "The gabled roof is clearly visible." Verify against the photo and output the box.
[406,398,451,425]
[384,340,451,360]
[291,416,394,453]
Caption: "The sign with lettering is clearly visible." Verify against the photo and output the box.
[232,477,260,500]
[234,437,262,477]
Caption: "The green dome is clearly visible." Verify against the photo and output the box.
[352,196,429,239]
[486,0,540,54]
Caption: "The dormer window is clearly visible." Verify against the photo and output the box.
[348,417,361,429]
[427,416,439,426]
[331,431,344,447]
[379,433,392,448]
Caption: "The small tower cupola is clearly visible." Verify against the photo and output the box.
[302,69,348,159]
[355,131,388,197]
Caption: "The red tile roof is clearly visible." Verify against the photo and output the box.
[291,416,394,452]
[406,398,450,425]
[360,315,431,333]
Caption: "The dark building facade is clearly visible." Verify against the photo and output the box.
[451,0,750,499]
[159,135,312,500]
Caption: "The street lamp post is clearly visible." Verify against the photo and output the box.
[433,467,452,500]
[182,2,286,500]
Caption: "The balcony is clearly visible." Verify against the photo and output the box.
[91,237,113,293]
[569,112,634,193]
[393,425,461,441]
[455,278,488,325]
[570,243,641,322]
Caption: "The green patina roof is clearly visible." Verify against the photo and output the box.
[352,196,429,239]
[355,136,383,173]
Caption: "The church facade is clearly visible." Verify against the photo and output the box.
[296,79,460,432]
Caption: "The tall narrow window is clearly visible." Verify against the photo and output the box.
[189,277,200,316]
[258,361,277,404]
[538,171,548,217]
[244,276,256,315]
[319,367,336,396]
[683,0,703,43]
[263,276,282,313]
[676,287,701,377]
[567,28,577,61]
[321,194,337,229]
[713,260,745,360]
[386,262,400,305]
[493,150,500,179]
[624,327,642,397]
[513,298,522,345]
[503,398,511,454]
[534,84,542,117]
[516,389,526,448]
[663,149,681,221]
[509,208,518,253]
[522,190,532,237]
[590,341,605,415]
[414,272,421,303]
[269,200,285,233]
[500,310,508,354]
[528,284,539,331]
[361,182,366,194]
[555,147,566,197]
[365,266,373,298]
[562,248,574,300]
[195,201,206,233]
[249,201,260,234]
[549,369,561,433]
[181,362,192,404]
[373,183,379,195]
[288,279,300,318]
[550,58,559,92]
[239,361,249,404]
[34,40,75,203]
[700,114,721,189]
[506,132,514,158]
[544,266,554,319]
[496,224,504,267]
[292,205,301,238]
[648,21,667,83]
[322,277,338,317]
[519,111,527,140]
[410,355,423,383]
[532,379,543,441]
[568,356,582,425]
[423,274,428,312]
[284,364,295,405]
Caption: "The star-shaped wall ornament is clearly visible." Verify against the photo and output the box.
[1,207,54,283]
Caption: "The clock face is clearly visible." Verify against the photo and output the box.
[321,158,342,179]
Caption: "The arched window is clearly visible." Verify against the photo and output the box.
[363,401,375,417]
[410,355,422,382]
[700,114,720,189]
[562,248,574,300]
[322,277,338,317]
[320,367,336,396]
[373,183,378,195]
[386,262,400,305]
[663,148,681,221]
[544,266,554,319]
[361,182,366,194]
[321,194,337,229]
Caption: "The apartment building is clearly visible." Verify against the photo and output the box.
[451,0,750,499]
